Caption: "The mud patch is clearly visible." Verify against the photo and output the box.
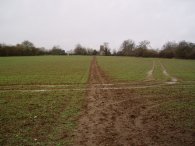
[73,57,194,146]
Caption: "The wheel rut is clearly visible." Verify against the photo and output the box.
[74,56,119,146]
[74,57,155,146]
[146,60,155,81]
[73,57,190,146]
[159,61,178,84]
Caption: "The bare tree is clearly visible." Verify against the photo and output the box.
[120,39,135,56]
[99,42,111,56]
[74,44,87,55]
[20,40,35,48]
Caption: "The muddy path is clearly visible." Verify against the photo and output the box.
[159,61,178,83]
[74,57,157,146]
[74,57,193,146]
[146,60,155,81]
[74,56,118,145]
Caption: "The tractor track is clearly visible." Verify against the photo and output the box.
[74,57,161,146]
[73,57,194,146]
[0,57,193,145]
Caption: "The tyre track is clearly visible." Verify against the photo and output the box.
[146,60,155,81]
[74,57,191,146]
[159,61,178,83]
[74,57,121,146]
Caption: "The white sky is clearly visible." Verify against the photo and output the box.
[0,0,195,51]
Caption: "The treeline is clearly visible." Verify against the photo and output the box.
[117,39,195,59]
[1,40,195,59]
[0,41,66,56]
[73,44,98,55]
[116,40,158,57]
[159,41,195,59]
[73,43,111,56]
[72,40,195,59]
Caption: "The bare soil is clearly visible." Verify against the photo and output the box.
[159,61,178,83]
[146,61,155,81]
[74,57,194,146]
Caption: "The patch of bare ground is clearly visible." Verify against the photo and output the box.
[73,56,194,146]
[146,61,155,81]
[159,61,178,84]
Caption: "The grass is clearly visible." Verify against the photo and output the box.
[160,58,195,81]
[0,56,91,85]
[0,56,92,145]
[153,61,169,81]
[97,56,153,81]
[137,82,195,132]
[97,56,195,82]
[159,98,195,129]
[0,90,84,146]
[0,55,195,145]
[97,56,195,137]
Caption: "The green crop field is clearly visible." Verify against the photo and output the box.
[0,56,195,146]
[0,90,84,145]
[0,56,91,85]
[0,56,91,145]
[97,56,195,82]
[97,56,153,81]
[97,56,195,145]
[160,58,195,81]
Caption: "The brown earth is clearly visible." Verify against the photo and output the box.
[74,57,195,146]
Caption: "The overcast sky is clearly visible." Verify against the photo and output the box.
[0,0,195,51]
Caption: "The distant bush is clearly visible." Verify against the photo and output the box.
[49,46,66,55]
[159,41,195,59]
[73,44,98,55]
[0,41,66,56]
[116,39,195,59]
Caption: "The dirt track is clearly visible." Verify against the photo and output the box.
[74,57,194,146]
